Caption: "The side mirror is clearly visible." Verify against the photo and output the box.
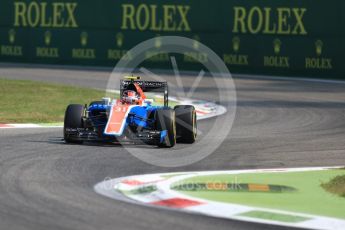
[102,97,111,105]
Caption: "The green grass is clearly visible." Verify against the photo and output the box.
[119,185,157,196]
[0,78,107,123]
[0,78,178,123]
[174,169,345,219]
[237,210,311,223]
[321,174,345,198]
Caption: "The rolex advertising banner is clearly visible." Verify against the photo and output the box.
[0,0,344,78]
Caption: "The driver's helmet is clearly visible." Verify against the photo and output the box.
[122,90,140,104]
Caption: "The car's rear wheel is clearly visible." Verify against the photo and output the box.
[155,109,176,148]
[64,104,84,144]
[174,105,197,143]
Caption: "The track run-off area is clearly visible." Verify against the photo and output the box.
[0,64,345,230]
[95,167,345,230]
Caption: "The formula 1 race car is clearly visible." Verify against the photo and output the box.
[63,76,197,147]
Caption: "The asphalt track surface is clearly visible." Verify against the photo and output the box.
[1,63,345,230]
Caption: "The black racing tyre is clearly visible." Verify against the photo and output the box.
[155,109,176,148]
[174,105,197,143]
[64,104,84,144]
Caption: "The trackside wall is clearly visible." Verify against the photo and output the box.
[0,0,344,78]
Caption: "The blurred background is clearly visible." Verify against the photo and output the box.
[0,0,343,78]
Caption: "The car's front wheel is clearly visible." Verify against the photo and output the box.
[155,109,176,148]
[64,104,84,144]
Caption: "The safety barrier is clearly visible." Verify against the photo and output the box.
[0,0,344,78]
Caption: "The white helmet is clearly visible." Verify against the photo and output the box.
[122,90,140,104]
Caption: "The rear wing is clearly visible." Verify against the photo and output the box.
[120,79,169,107]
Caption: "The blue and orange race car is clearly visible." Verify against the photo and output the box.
[63,76,197,147]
